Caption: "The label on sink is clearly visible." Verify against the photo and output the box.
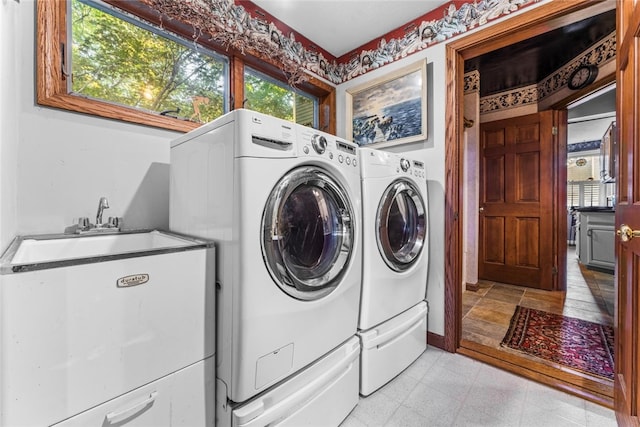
[117,274,150,288]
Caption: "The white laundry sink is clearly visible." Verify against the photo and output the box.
[0,230,215,426]
[1,229,207,271]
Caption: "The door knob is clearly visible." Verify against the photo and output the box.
[479,207,484,213]
[617,224,640,242]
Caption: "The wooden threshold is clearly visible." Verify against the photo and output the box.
[458,339,613,409]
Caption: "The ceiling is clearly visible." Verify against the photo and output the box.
[250,0,448,57]
[249,1,615,97]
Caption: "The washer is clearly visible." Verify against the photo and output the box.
[358,147,429,396]
[170,109,361,426]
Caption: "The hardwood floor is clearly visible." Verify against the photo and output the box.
[459,247,615,407]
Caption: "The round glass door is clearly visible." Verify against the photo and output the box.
[262,166,355,300]
[376,179,426,272]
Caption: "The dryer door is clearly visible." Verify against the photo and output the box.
[376,179,426,272]
[262,166,355,301]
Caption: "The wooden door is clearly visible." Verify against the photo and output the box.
[478,111,555,290]
[615,1,640,424]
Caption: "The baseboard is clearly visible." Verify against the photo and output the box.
[586,265,614,275]
[427,331,445,350]
[465,282,479,291]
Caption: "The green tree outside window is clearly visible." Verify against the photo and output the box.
[71,0,226,123]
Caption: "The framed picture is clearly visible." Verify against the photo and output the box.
[346,59,427,148]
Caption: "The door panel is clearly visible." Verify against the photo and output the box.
[615,0,640,424]
[484,155,506,202]
[515,217,540,268]
[478,111,554,290]
[516,152,540,201]
[484,217,505,263]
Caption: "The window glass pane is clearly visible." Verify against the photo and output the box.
[295,94,315,128]
[71,0,227,123]
[244,67,317,127]
[582,182,600,206]
[567,183,580,208]
[567,181,602,207]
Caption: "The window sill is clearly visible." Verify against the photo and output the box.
[37,93,202,133]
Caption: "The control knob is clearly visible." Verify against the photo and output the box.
[400,158,411,172]
[311,134,327,154]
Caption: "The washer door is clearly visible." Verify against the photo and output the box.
[262,166,355,301]
[376,179,426,272]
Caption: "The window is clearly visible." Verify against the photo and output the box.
[244,67,317,128]
[567,181,601,208]
[567,152,604,207]
[71,0,227,124]
[37,0,336,133]
[567,182,580,208]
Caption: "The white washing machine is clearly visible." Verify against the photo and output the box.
[358,147,429,396]
[170,109,361,427]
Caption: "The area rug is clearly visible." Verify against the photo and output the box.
[501,306,614,380]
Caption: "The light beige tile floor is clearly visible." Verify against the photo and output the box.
[341,346,617,427]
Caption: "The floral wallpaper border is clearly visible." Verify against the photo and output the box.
[141,0,537,85]
[464,70,480,94]
[568,140,601,153]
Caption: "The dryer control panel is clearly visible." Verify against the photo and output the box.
[410,159,426,179]
[395,157,425,179]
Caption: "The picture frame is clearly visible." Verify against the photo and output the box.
[346,59,427,148]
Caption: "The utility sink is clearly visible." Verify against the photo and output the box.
[0,229,215,426]
[1,230,210,273]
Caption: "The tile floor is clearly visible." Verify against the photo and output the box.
[461,247,614,350]
[341,346,617,426]
[340,248,617,426]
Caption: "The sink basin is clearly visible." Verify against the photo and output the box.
[1,230,211,273]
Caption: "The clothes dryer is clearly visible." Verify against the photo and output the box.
[170,110,362,426]
[358,147,429,395]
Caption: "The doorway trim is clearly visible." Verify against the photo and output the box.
[443,0,616,351]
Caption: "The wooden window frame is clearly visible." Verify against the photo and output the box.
[37,0,336,134]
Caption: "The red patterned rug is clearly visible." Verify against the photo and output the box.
[501,306,614,380]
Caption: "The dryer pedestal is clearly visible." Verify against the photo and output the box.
[358,301,428,396]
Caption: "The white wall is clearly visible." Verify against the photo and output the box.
[463,93,480,289]
[1,0,179,251]
[336,44,447,336]
[1,0,20,251]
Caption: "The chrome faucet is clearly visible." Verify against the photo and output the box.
[67,197,121,234]
[96,197,110,226]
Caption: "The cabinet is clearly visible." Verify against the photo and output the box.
[54,358,214,426]
[577,210,615,272]
[600,121,616,183]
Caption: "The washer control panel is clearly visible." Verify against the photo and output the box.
[311,134,327,154]
[298,128,358,169]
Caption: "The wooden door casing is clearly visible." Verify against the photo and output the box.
[478,111,555,290]
[615,1,640,425]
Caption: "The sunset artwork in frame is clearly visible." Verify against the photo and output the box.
[346,60,427,148]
